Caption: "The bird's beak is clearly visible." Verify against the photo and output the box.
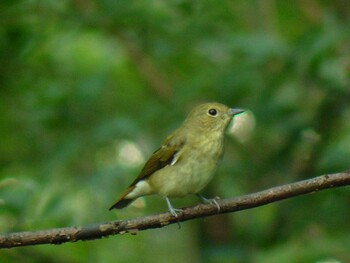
[229,108,244,116]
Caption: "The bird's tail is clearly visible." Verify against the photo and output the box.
[109,187,135,210]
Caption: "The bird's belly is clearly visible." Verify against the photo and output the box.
[148,157,218,198]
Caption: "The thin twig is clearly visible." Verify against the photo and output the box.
[0,171,349,249]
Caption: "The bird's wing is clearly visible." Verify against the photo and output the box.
[129,135,185,186]
[109,133,185,210]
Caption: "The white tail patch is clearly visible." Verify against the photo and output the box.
[125,180,152,199]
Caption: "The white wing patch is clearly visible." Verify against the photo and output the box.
[170,151,181,166]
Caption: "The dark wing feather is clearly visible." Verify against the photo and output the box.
[129,142,179,186]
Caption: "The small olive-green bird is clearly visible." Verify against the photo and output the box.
[109,102,244,216]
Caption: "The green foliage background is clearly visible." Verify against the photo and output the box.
[1,1,349,262]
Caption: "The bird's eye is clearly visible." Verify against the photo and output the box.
[208,108,218,116]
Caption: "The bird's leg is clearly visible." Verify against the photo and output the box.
[165,197,182,229]
[165,197,182,217]
[196,194,221,212]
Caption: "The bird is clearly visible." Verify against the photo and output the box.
[109,102,244,217]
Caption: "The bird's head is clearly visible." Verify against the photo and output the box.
[183,102,244,133]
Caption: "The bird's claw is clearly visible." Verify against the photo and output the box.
[197,194,221,212]
[169,207,182,218]
[165,197,182,229]
[166,197,182,217]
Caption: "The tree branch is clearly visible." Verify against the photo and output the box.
[1,171,349,249]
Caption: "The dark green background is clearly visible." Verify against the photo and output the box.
[1,1,349,262]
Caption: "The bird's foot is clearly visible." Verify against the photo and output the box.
[196,194,221,212]
[165,197,182,229]
[165,197,182,218]
[169,207,183,218]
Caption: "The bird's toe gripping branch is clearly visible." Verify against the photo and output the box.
[165,197,183,217]
[196,194,221,212]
